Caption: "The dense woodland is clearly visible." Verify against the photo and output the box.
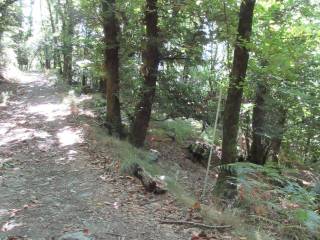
[0,0,320,239]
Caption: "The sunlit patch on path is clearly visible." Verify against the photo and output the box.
[57,126,83,147]
[28,103,71,121]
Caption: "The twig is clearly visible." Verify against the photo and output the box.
[159,220,232,229]
[105,232,126,238]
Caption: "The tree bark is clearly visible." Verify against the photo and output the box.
[249,82,269,165]
[102,0,122,137]
[129,0,160,148]
[62,0,74,84]
[44,45,51,69]
[271,107,287,161]
[221,0,256,164]
[46,0,60,70]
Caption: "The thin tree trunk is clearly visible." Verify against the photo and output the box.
[271,107,287,161]
[99,76,106,96]
[221,0,256,164]
[249,82,268,165]
[129,0,160,147]
[46,0,59,69]
[62,0,74,84]
[102,0,122,137]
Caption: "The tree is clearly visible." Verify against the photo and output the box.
[59,0,74,83]
[249,81,269,165]
[101,0,123,137]
[129,0,160,147]
[0,0,18,59]
[221,0,256,164]
[46,0,62,72]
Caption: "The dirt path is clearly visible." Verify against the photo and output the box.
[0,72,189,240]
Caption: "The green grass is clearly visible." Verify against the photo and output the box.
[150,118,223,146]
[151,118,201,144]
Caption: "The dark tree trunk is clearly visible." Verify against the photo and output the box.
[271,107,287,161]
[221,0,256,164]
[102,0,122,137]
[62,0,74,84]
[249,82,269,165]
[129,0,160,148]
[99,76,106,96]
[45,59,51,69]
[81,73,86,86]
[63,47,72,83]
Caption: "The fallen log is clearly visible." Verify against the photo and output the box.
[160,220,232,229]
[126,163,167,194]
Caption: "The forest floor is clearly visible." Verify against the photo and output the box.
[3,71,318,240]
[0,71,235,240]
[0,71,196,240]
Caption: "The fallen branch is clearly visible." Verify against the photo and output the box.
[105,232,126,238]
[159,220,232,230]
[127,163,167,194]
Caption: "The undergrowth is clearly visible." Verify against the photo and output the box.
[89,125,276,240]
[84,93,319,240]
[150,118,200,144]
[224,162,320,239]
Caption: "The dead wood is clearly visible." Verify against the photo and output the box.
[159,220,232,230]
[129,163,167,194]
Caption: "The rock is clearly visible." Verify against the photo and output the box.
[188,141,221,167]
[58,231,93,240]
[148,149,160,163]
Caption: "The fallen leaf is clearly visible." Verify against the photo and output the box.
[192,201,201,210]
[1,221,23,232]
[83,228,89,235]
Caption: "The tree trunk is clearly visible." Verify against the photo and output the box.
[62,0,74,84]
[99,76,106,96]
[249,82,269,165]
[44,45,51,69]
[129,0,160,148]
[271,107,287,161]
[221,0,256,164]
[46,0,59,70]
[102,0,122,137]
[0,31,3,61]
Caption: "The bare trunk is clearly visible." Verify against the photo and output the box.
[249,82,269,165]
[102,0,122,137]
[62,0,73,84]
[45,45,51,69]
[46,0,60,70]
[271,107,287,161]
[221,0,256,164]
[129,0,160,147]
[99,76,106,96]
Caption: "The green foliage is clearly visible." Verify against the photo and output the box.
[151,118,200,144]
